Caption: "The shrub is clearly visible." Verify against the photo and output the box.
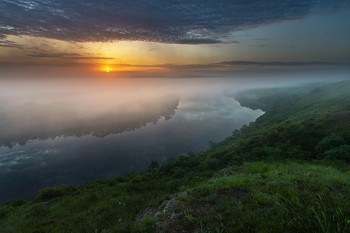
[173,167,186,178]
[316,135,346,155]
[203,158,221,170]
[161,157,177,173]
[2,198,27,207]
[35,185,79,201]
[35,187,64,201]
[130,175,143,183]
[148,160,159,170]
[287,145,307,159]
[264,146,284,160]
[324,145,350,162]
[132,214,157,233]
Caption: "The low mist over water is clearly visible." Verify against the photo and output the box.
[0,75,344,202]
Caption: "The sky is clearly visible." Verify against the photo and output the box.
[0,0,350,77]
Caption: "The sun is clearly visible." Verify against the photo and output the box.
[104,66,111,72]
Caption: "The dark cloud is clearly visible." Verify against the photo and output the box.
[154,60,349,71]
[0,38,23,49]
[254,38,270,41]
[26,52,80,58]
[65,56,114,60]
[219,61,347,67]
[175,39,224,44]
[115,60,350,71]
[0,0,347,43]
[26,52,114,59]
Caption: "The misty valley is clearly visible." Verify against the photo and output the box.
[0,76,350,233]
[0,78,265,202]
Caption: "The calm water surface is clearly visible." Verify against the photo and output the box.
[0,77,267,202]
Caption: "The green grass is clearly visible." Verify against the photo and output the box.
[181,161,350,233]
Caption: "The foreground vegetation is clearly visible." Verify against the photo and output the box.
[1,80,350,232]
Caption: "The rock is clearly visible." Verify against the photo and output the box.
[155,211,162,217]
[134,207,157,221]
[170,212,177,220]
[163,198,177,213]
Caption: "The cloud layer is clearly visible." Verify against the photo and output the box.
[0,0,347,44]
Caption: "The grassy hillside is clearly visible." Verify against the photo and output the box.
[1,80,350,233]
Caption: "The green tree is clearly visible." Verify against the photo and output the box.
[316,135,346,157]
[325,145,350,162]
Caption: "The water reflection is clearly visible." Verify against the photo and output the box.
[0,78,264,202]
[0,92,180,147]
